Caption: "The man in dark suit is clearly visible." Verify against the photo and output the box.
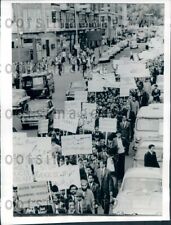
[87,174,100,214]
[96,159,114,214]
[144,144,160,168]
[119,115,131,155]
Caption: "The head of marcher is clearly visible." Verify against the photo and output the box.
[81,179,88,191]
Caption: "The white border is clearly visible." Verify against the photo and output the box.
[1,0,170,224]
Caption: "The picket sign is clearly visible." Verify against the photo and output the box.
[64,101,81,119]
[61,134,92,156]
[17,181,50,208]
[13,132,27,145]
[82,103,97,131]
[53,114,79,134]
[74,91,88,102]
[34,164,81,190]
[99,118,117,133]
[88,80,104,92]
[38,119,49,134]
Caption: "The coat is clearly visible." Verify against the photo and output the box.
[119,121,131,140]
[96,168,114,199]
[144,151,160,168]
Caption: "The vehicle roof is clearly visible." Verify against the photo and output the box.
[124,167,162,179]
[22,72,50,78]
[27,99,51,111]
[139,139,163,148]
[137,103,163,118]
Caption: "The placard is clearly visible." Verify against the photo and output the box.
[53,116,79,133]
[61,134,92,155]
[17,181,50,208]
[13,132,27,145]
[74,91,88,102]
[99,118,117,132]
[82,103,96,131]
[13,145,34,186]
[34,165,81,190]
[88,80,104,92]
[120,85,130,97]
[38,119,49,134]
[64,101,81,119]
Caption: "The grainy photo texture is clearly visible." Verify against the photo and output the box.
[12,2,165,217]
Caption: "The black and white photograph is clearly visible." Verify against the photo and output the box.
[0,1,170,224]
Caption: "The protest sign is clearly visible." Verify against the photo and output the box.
[13,132,27,145]
[13,145,34,186]
[34,165,81,190]
[53,116,79,133]
[64,101,81,119]
[17,181,50,208]
[99,118,117,132]
[74,91,88,102]
[82,103,96,131]
[38,119,49,134]
[88,80,104,92]
[120,84,130,97]
[61,134,92,155]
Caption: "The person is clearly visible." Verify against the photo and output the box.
[137,81,149,107]
[57,56,62,76]
[67,200,77,214]
[96,159,114,214]
[87,174,100,214]
[119,115,131,155]
[113,131,125,181]
[81,179,95,214]
[71,56,76,72]
[82,56,87,77]
[66,184,78,210]
[77,55,81,71]
[152,84,161,103]
[75,190,93,214]
[144,144,160,168]
[130,51,134,60]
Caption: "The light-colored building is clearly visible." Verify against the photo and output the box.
[12,3,126,62]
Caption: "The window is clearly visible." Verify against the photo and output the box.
[101,16,105,22]
[52,11,56,23]
[23,39,33,44]
[33,77,44,86]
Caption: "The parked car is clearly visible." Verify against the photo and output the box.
[133,138,163,168]
[66,80,87,100]
[113,167,162,215]
[13,89,30,115]
[133,103,163,148]
[129,40,138,49]
[137,29,148,43]
[20,99,54,129]
[21,72,54,99]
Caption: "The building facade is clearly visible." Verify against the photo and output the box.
[12,3,126,62]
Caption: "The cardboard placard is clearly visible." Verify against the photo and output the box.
[64,101,81,119]
[34,165,81,190]
[61,134,92,156]
[74,91,88,102]
[38,119,49,134]
[17,181,50,208]
[99,118,117,132]
[82,103,96,131]
[88,80,104,92]
[53,116,79,134]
